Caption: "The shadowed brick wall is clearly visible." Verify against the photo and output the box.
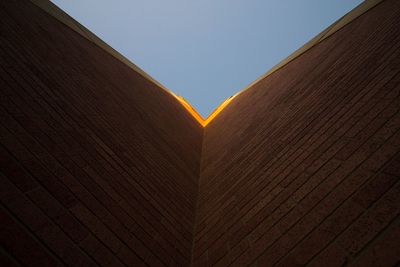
[0,1,202,266]
[194,0,400,266]
[1,0,400,267]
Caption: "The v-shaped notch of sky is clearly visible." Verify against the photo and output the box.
[51,0,363,118]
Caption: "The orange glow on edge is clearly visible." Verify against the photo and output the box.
[202,96,234,126]
[173,95,235,127]
[175,96,205,126]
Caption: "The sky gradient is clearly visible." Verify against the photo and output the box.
[51,0,363,117]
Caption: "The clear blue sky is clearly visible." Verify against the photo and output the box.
[51,0,363,117]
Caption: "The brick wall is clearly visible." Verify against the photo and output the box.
[193,0,400,266]
[0,1,202,266]
[1,0,399,267]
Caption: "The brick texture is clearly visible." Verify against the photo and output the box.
[1,0,399,267]
[0,1,202,266]
[194,0,400,266]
